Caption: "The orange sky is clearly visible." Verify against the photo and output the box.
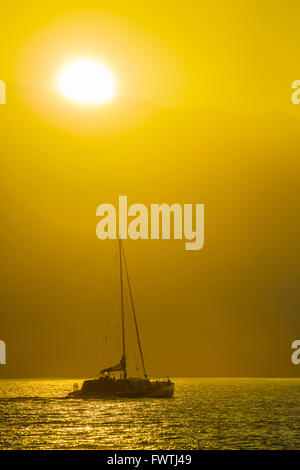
[1,1,300,378]
[1,1,300,112]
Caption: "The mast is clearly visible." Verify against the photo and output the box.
[121,243,148,379]
[119,238,127,379]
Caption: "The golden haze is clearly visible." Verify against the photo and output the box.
[1,1,300,378]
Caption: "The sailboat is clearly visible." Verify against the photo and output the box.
[68,239,174,398]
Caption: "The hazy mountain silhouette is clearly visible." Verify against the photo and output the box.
[1,81,300,378]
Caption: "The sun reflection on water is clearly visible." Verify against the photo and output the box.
[1,378,300,450]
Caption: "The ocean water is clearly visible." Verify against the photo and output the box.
[0,378,300,450]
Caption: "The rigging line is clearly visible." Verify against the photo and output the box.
[124,287,140,377]
[76,278,109,377]
[84,266,115,377]
[119,238,127,379]
[92,275,115,375]
[76,245,117,378]
[121,242,148,379]
[91,251,118,374]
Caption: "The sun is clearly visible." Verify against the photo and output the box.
[57,59,116,105]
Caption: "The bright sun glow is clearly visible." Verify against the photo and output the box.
[57,59,116,104]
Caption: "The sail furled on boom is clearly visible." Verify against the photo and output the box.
[100,354,126,375]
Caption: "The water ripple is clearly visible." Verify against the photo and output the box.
[0,378,300,450]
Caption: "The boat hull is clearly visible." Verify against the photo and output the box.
[68,378,174,399]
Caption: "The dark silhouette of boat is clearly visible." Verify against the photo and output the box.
[68,239,174,399]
